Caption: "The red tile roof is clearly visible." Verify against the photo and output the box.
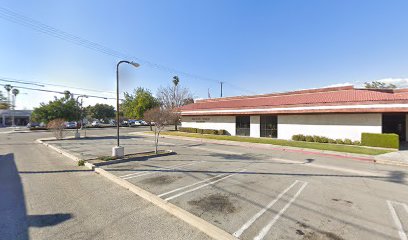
[180,86,408,115]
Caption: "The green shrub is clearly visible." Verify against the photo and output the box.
[305,135,314,142]
[344,139,353,145]
[217,129,226,135]
[180,127,197,133]
[353,140,361,145]
[78,160,85,166]
[292,134,303,141]
[361,133,399,149]
[328,138,336,144]
[320,137,329,143]
[203,129,218,135]
[335,139,344,144]
[197,129,204,134]
[313,135,322,143]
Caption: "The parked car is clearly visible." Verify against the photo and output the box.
[26,122,40,128]
[65,122,77,129]
[91,121,101,127]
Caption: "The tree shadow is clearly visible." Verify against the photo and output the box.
[27,213,72,227]
[388,171,406,184]
[0,153,72,239]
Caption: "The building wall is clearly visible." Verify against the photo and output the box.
[250,115,260,138]
[181,115,236,136]
[277,113,382,141]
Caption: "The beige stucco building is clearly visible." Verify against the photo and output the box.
[180,86,408,141]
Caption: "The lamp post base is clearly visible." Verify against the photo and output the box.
[74,132,80,139]
[112,146,124,158]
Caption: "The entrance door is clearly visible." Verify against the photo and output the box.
[382,113,406,141]
[260,115,277,138]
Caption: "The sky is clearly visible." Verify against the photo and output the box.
[1,0,408,109]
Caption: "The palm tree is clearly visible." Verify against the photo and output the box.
[11,88,19,126]
[4,84,12,109]
[172,76,179,87]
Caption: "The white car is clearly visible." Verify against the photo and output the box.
[91,121,101,127]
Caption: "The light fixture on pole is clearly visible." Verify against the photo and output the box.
[112,60,140,157]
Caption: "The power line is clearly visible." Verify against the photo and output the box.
[0,83,120,100]
[0,6,255,96]
[0,78,45,87]
[0,77,115,94]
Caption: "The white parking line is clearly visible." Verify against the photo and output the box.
[141,139,175,146]
[191,146,240,155]
[233,180,301,237]
[387,200,408,240]
[159,173,228,197]
[270,158,384,177]
[254,181,308,240]
[164,169,247,201]
[158,167,243,198]
[120,162,202,179]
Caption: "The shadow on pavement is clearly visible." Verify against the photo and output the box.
[0,153,73,239]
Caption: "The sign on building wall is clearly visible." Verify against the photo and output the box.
[191,117,211,123]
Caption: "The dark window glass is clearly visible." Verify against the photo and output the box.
[236,116,250,136]
[260,115,277,138]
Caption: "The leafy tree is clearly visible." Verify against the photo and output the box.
[364,81,397,89]
[144,107,172,154]
[31,92,79,123]
[157,76,193,130]
[121,87,159,119]
[88,103,115,121]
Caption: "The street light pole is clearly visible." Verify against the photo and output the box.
[75,95,88,138]
[113,60,139,157]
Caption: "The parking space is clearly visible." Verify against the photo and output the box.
[48,130,408,239]
[99,136,408,240]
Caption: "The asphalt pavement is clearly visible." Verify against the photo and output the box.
[0,127,210,240]
[2,127,408,240]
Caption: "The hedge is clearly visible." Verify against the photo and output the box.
[179,127,226,135]
[292,134,360,146]
[361,133,399,149]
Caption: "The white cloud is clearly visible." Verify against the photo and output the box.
[325,78,408,89]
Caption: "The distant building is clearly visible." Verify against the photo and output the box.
[179,86,408,141]
[0,110,32,127]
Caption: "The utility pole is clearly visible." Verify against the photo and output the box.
[220,82,224,98]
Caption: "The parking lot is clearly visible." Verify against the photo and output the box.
[67,130,408,240]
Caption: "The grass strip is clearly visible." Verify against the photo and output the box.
[160,131,394,155]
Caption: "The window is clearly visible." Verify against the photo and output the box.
[260,115,277,138]
[236,116,250,136]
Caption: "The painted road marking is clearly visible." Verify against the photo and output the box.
[233,180,302,237]
[254,181,308,240]
[141,139,175,146]
[122,162,201,180]
[164,169,247,201]
[158,167,243,198]
[191,146,241,155]
[387,200,408,240]
[159,173,228,197]
[119,162,202,179]
[270,158,384,177]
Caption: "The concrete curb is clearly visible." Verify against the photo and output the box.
[36,137,237,240]
[92,150,176,167]
[93,166,238,240]
[132,132,408,168]
[36,138,81,162]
